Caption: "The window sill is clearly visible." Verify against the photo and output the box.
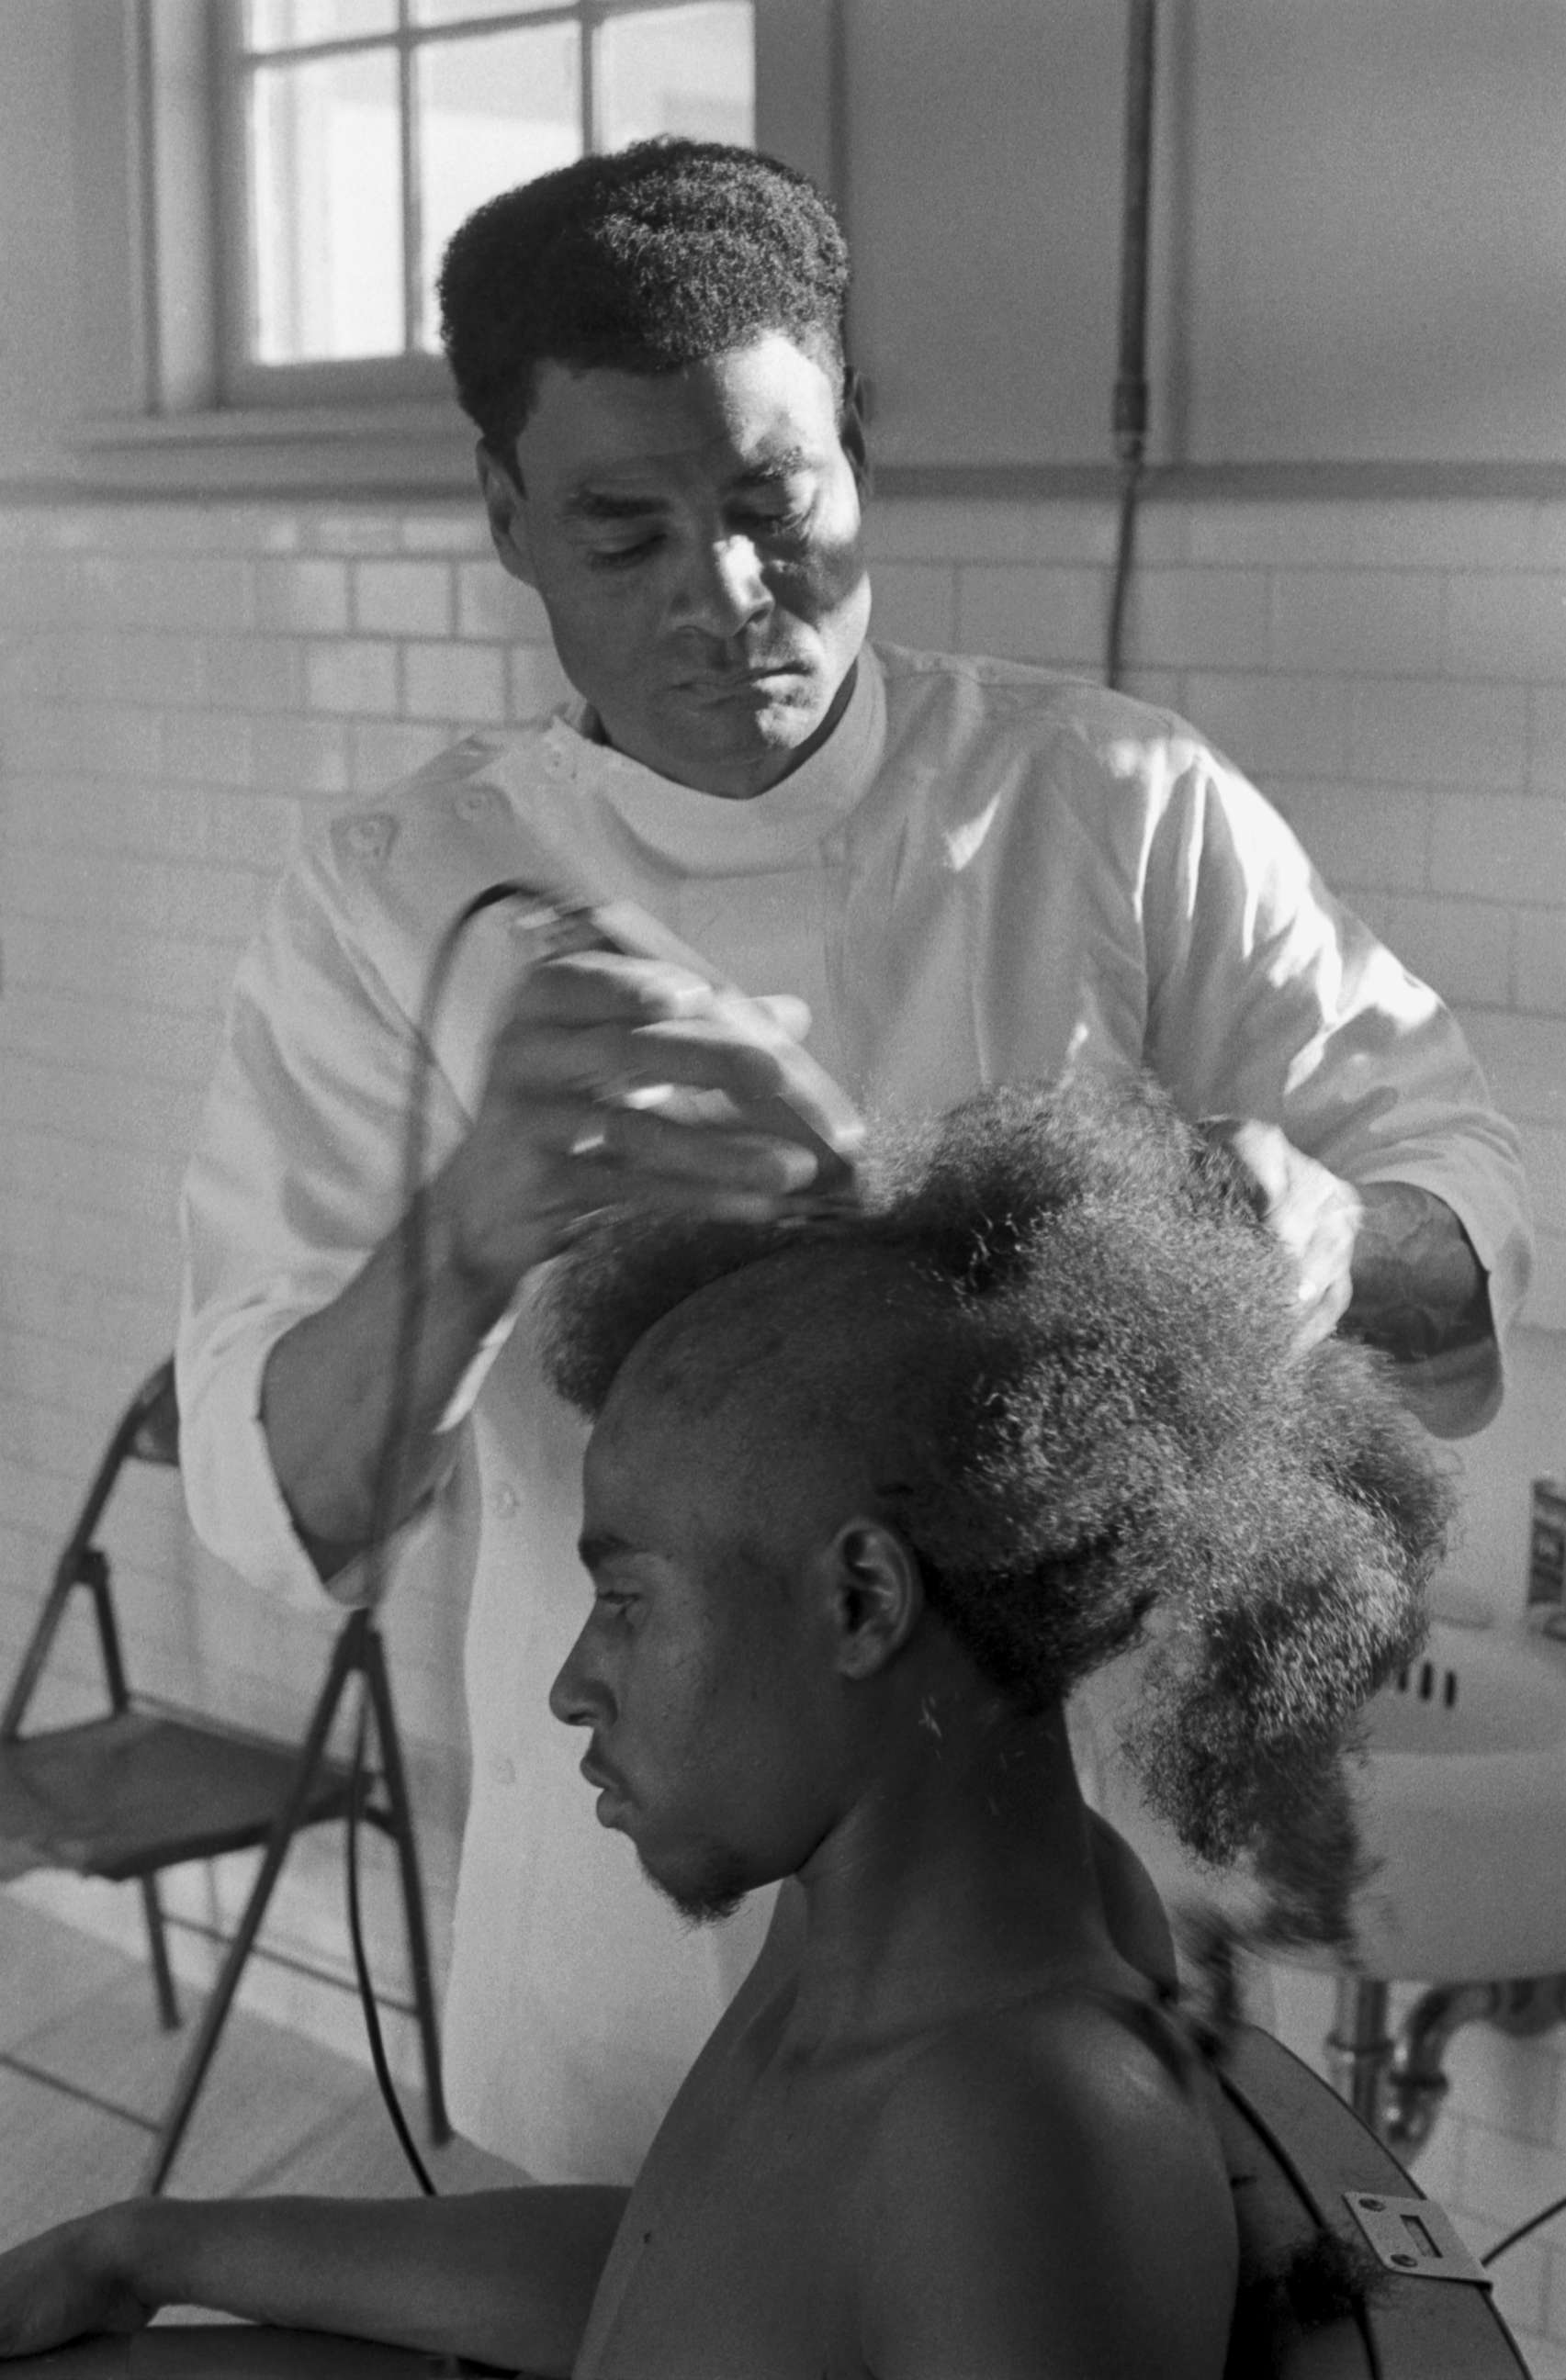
[61,401,479,500]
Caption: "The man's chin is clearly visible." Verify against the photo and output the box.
[637,1851,751,1928]
[637,678,843,793]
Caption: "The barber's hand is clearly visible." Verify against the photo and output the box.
[0,2208,153,2361]
[436,951,864,1294]
[1199,1117,1363,1349]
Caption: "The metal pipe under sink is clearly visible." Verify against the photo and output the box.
[1328,1971,1566,2154]
[1327,1975,1395,2131]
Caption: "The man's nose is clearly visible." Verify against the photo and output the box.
[670,533,768,637]
[548,1632,603,1729]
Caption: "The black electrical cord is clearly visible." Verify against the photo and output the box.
[1481,2190,1566,2269]
[346,876,563,2196]
[1105,462,1144,694]
[346,1683,435,2195]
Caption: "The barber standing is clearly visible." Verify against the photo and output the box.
[178,140,1530,2184]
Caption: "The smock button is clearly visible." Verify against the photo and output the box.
[490,1756,517,1787]
[344,813,394,861]
[491,1484,520,1518]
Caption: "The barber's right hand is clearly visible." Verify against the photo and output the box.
[433,949,864,1297]
[0,2208,154,2361]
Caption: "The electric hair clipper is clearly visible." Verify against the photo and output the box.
[498,878,864,1201]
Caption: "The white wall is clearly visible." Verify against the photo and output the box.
[846,0,1125,467]
[1171,0,1566,466]
[0,4,85,482]
[847,0,1566,469]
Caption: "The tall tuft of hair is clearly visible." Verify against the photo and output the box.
[438,138,851,455]
[541,1072,1450,1951]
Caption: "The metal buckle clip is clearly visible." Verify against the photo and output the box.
[1344,2191,1492,2285]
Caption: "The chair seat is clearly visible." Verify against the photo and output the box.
[0,1710,355,1882]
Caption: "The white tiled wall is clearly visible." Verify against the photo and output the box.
[0,497,570,2089]
[2,488,1565,2365]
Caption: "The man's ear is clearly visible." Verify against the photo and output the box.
[820,1517,923,1681]
[476,441,538,589]
[839,367,870,493]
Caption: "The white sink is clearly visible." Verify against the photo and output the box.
[1288,1618,1566,1982]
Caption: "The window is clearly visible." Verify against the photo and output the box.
[68,0,835,492]
[224,0,754,396]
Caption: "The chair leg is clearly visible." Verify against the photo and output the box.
[138,1820,295,2193]
[138,1620,366,2195]
[138,1874,180,2031]
[364,1628,450,2147]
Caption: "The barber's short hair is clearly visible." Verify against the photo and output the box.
[438,138,851,455]
[544,1073,1449,1954]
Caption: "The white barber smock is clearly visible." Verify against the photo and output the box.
[177,643,1532,2178]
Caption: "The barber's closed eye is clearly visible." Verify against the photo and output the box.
[591,539,661,570]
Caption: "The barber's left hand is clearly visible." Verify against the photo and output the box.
[1199,1117,1362,1349]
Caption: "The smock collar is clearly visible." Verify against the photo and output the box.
[541,645,886,872]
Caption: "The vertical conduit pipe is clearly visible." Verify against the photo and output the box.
[1105,0,1157,690]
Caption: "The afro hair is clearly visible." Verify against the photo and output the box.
[541,1072,1450,1954]
[438,137,851,455]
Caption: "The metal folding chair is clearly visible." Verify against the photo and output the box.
[0,1357,449,2191]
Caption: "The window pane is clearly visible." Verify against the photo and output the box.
[413,25,583,350]
[413,1,565,23]
[245,0,397,51]
[251,51,404,361]
[598,4,753,152]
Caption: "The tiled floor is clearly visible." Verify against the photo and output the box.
[0,1888,524,2263]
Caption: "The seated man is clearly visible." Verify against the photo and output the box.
[0,1075,1447,2377]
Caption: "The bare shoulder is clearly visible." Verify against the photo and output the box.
[851,1993,1236,2380]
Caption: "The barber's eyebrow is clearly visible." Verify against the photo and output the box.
[562,488,662,523]
[731,446,815,488]
[561,448,817,524]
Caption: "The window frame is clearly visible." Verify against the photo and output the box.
[67,0,842,496]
